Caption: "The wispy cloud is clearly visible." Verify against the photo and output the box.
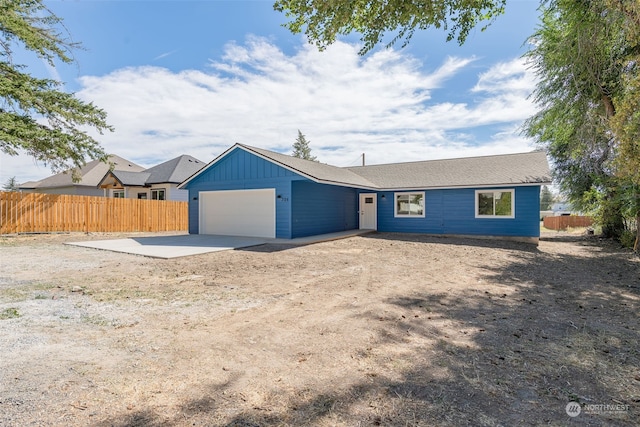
[2,38,538,182]
[153,50,177,61]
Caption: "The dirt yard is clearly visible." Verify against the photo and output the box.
[0,231,638,426]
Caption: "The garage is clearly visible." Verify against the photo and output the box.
[199,189,276,238]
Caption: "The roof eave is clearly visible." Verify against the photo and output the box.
[375,180,552,192]
[178,144,240,189]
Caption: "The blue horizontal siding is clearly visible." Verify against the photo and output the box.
[374,186,541,238]
[291,181,358,238]
[186,145,541,240]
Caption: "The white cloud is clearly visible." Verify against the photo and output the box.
[1,38,539,183]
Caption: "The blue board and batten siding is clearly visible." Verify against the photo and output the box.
[186,147,300,238]
[372,186,541,238]
[185,147,359,239]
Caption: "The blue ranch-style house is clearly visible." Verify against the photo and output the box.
[179,144,551,244]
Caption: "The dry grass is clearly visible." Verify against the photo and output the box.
[0,231,638,426]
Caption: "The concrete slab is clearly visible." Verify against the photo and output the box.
[65,229,374,259]
[65,234,268,259]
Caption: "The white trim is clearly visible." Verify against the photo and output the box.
[377,182,548,192]
[475,189,515,219]
[359,193,377,230]
[151,188,166,200]
[394,192,425,218]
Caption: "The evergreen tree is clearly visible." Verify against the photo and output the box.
[540,185,554,211]
[1,0,113,180]
[2,176,19,192]
[292,130,317,161]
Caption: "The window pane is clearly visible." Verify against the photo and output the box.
[411,194,424,215]
[478,192,494,215]
[396,195,410,215]
[494,191,512,216]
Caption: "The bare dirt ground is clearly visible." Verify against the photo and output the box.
[0,230,638,426]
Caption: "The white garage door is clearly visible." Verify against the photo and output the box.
[199,189,276,238]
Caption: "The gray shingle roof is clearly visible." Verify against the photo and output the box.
[347,151,551,189]
[19,155,144,189]
[109,171,151,187]
[98,155,205,188]
[238,144,379,188]
[144,155,205,184]
[181,144,551,190]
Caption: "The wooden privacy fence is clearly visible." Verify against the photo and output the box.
[543,215,593,231]
[0,192,188,234]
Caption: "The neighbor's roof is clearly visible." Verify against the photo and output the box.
[107,170,151,187]
[19,155,145,189]
[144,155,204,184]
[347,151,551,189]
[180,144,551,190]
[99,155,205,188]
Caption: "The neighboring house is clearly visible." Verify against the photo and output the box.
[19,155,144,196]
[98,155,205,201]
[551,201,579,216]
[179,144,552,244]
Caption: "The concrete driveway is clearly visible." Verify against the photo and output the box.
[65,234,268,259]
[65,230,372,259]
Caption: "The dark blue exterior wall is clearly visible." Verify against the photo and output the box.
[184,147,305,238]
[291,181,358,238]
[373,185,541,238]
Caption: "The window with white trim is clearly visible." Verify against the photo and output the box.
[475,189,514,218]
[113,190,124,198]
[394,192,425,217]
[151,189,165,200]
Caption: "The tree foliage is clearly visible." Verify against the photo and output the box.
[540,185,554,211]
[524,0,639,243]
[1,0,112,180]
[2,176,19,191]
[274,0,506,55]
[292,129,317,161]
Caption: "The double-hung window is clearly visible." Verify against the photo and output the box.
[113,190,124,199]
[394,192,425,217]
[475,190,514,218]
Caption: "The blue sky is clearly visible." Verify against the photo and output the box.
[2,0,543,183]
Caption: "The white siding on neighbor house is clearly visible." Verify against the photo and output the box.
[104,184,187,200]
[167,185,189,202]
[28,186,104,197]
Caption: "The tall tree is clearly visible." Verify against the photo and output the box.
[274,0,506,54]
[1,0,112,180]
[2,176,19,191]
[274,0,640,245]
[292,130,317,161]
[524,0,639,242]
[540,185,554,211]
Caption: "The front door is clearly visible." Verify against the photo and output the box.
[359,193,377,230]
